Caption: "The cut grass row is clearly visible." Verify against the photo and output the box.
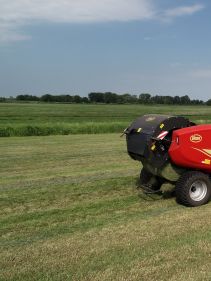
[0,103,211,136]
[0,134,211,280]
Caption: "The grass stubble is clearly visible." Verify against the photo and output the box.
[0,134,211,280]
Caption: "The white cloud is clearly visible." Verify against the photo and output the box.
[0,0,154,43]
[190,69,211,78]
[164,4,204,19]
[0,1,205,43]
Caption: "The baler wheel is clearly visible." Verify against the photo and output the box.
[175,171,211,207]
[140,168,162,192]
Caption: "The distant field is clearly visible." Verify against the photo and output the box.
[0,134,211,280]
[0,103,211,136]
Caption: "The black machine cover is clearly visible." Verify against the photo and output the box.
[125,114,193,168]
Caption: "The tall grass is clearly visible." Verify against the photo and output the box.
[0,122,128,137]
[0,103,211,136]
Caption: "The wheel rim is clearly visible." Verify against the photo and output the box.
[189,180,208,202]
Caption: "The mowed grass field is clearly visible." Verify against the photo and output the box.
[1,134,211,281]
[0,103,211,136]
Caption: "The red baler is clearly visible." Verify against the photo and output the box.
[125,115,211,207]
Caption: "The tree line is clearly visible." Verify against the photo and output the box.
[0,92,211,105]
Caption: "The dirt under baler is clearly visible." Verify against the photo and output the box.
[125,114,211,207]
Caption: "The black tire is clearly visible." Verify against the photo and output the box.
[175,171,211,207]
[140,168,162,191]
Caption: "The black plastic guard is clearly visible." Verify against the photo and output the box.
[126,114,193,168]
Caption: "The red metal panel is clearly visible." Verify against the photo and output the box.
[169,125,211,172]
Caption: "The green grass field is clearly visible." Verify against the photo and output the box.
[1,134,211,281]
[0,103,211,136]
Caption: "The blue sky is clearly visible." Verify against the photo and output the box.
[0,0,211,100]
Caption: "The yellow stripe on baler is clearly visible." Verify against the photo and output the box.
[202,159,211,165]
[192,147,211,158]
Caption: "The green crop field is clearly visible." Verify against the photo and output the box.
[1,103,211,280]
[0,103,211,136]
[1,134,211,281]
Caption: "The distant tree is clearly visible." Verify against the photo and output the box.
[151,95,163,104]
[11,92,207,105]
[81,97,89,103]
[16,95,24,101]
[116,95,124,104]
[16,94,39,101]
[173,96,181,104]
[130,95,138,103]
[0,97,6,102]
[180,95,191,105]
[40,94,54,102]
[88,92,105,103]
[72,95,82,103]
[120,93,138,104]
[63,95,73,103]
[104,92,118,103]
[139,93,151,104]
[206,99,211,106]
[191,99,204,105]
[163,96,174,104]
[121,93,131,103]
